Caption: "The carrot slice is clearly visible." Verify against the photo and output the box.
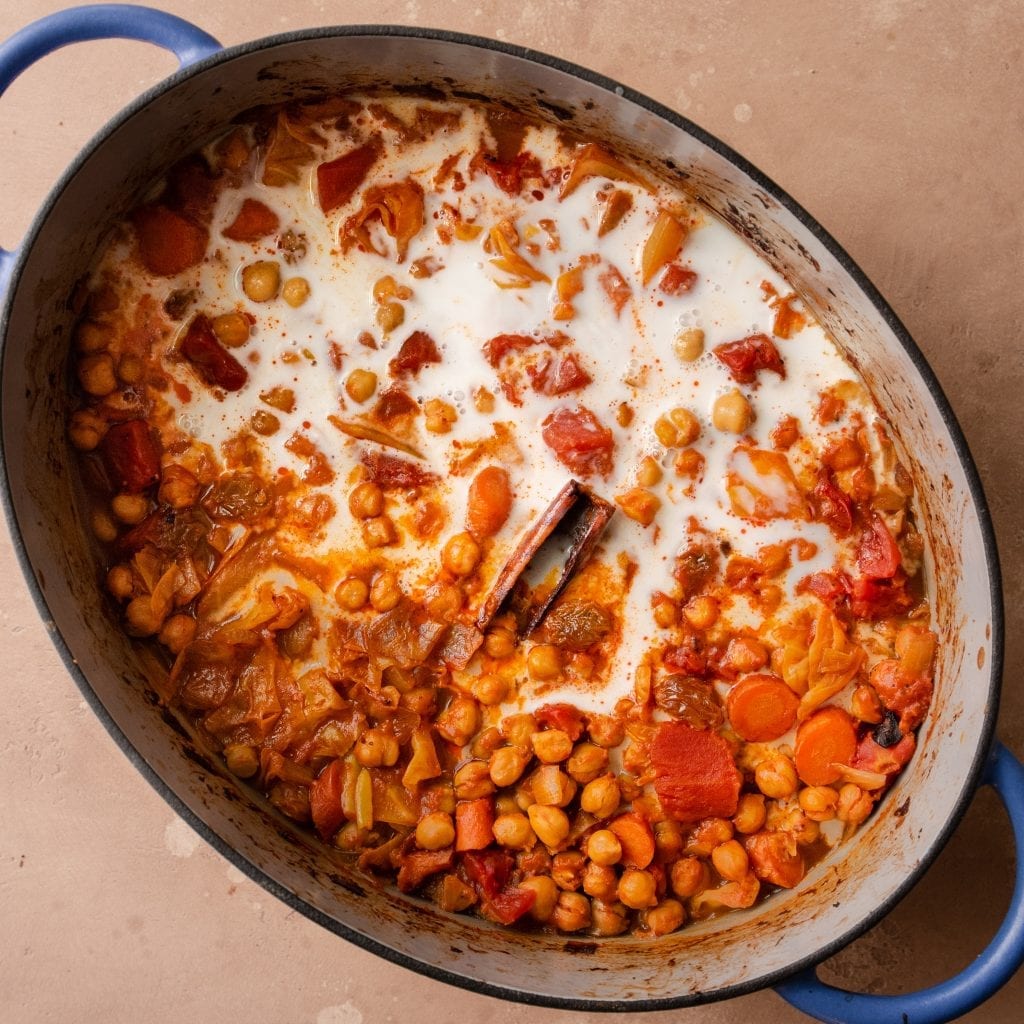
[309,759,345,840]
[726,673,800,742]
[794,706,858,786]
[222,198,280,242]
[608,812,655,868]
[650,721,741,821]
[455,797,495,852]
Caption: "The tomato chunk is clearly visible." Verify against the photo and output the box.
[659,264,698,296]
[101,420,161,493]
[857,514,901,579]
[309,759,345,840]
[397,847,454,893]
[482,887,536,925]
[810,470,853,534]
[650,721,741,821]
[180,314,248,392]
[713,333,785,384]
[745,830,805,888]
[317,143,378,213]
[132,204,208,277]
[541,405,615,477]
[388,331,441,377]
[462,849,512,899]
[526,352,592,396]
[222,198,280,242]
[852,732,916,775]
[870,659,932,731]
[534,703,586,741]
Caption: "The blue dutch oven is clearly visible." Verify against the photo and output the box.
[0,6,1020,1022]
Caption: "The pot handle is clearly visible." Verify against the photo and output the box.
[775,740,1024,1024]
[0,3,222,289]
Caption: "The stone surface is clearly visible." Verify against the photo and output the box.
[0,2,1021,1022]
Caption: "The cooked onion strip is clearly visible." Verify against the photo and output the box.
[328,415,424,459]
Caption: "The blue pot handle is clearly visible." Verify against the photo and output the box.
[776,740,1024,1023]
[0,3,222,291]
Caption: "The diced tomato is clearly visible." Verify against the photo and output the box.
[163,156,217,224]
[534,703,586,741]
[650,721,741,821]
[481,886,537,925]
[745,830,805,888]
[180,314,248,391]
[663,636,709,677]
[846,573,913,620]
[317,143,378,213]
[797,570,847,607]
[462,849,513,899]
[397,847,455,893]
[526,352,593,396]
[388,330,442,377]
[361,451,439,489]
[222,198,280,242]
[455,797,495,852]
[309,759,345,840]
[810,470,853,534]
[852,731,916,775]
[131,204,208,277]
[869,659,932,731]
[857,514,901,578]
[659,264,698,296]
[371,386,419,425]
[470,149,542,195]
[598,264,632,316]
[101,420,161,493]
[713,333,786,384]
[482,332,538,367]
[541,405,615,477]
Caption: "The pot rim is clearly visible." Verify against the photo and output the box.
[0,22,1005,1012]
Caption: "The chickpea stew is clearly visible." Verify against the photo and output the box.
[68,94,936,938]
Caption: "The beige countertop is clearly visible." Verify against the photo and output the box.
[1,2,1022,1022]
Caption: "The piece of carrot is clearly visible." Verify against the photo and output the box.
[608,812,656,869]
[650,721,741,821]
[317,143,378,213]
[745,830,805,889]
[222,198,280,242]
[309,759,345,840]
[455,797,495,852]
[794,706,858,786]
[726,673,800,742]
[131,204,208,276]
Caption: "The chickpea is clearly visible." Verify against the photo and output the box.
[532,729,573,764]
[588,715,625,748]
[652,597,679,629]
[158,465,199,509]
[361,515,396,549]
[618,868,658,910]
[369,570,401,612]
[552,851,586,891]
[669,407,701,445]
[454,760,495,800]
[520,875,559,922]
[436,697,480,747]
[581,861,617,899]
[733,793,767,835]
[124,596,163,637]
[424,397,457,434]
[470,673,508,707]
[580,774,621,819]
[527,644,561,681]
[158,614,196,654]
[416,812,456,850]
[224,743,259,779]
[212,311,251,348]
[349,481,384,519]
[111,492,148,525]
[756,754,799,800]
[470,726,504,760]
[637,455,663,487]
[117,354,144,385]
[686,817,735,856]
[492,812,533,850]
[335,576,369,611]
[527,804,570,848]
[500,713,538,747]
[837,783,874,827]
[531,765,576,808]
[567,743,608,784]
[68,409,105,451]
[78,354,117,396]
[654,415,680,448]
[851,684,884,724]
[654,819,684,861]
[639,899,685,938]
[442,531,481,577]
[241,260,281,302]
[726,636,769,673]
[670,857,709,899]
[551,891,592,932]
[800,785,839,822]
[712,839,749,882]
[105,564,134,600]
[334,822,369,852]
[345,368,378,404]
[425,582,463,621]
[355,728,400,768]
[713,388,754,433]
[489,745,531,788]
[473,387,495,414]
[91,510,119,543]
[587,829,623,867]
[674,326,705,362]
[494,793,520,817]
[616,402,634,427]
[282,277,311,308]
[375,301,405,333]
[684,595,719,631]
[591,899,630,936]
[251,409,280,436]
[76,321,112,354]
[484,625,516,659]
[615,486,660,526]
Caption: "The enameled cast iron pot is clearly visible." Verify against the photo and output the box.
[1,7,1022,1022]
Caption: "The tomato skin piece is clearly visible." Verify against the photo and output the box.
[810,470,853,534]
[713,333,785,384]
[180,315,249,392]
[745,830,805,889]
[222,198,280,242]
[540,405,615,477]
[317,143,378,213]
[794,707,858,786]
[857,514,901,579]
[726,674,800,742]
[650,721,741,821]
[309,759,345,840]
[101,420,161,493]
